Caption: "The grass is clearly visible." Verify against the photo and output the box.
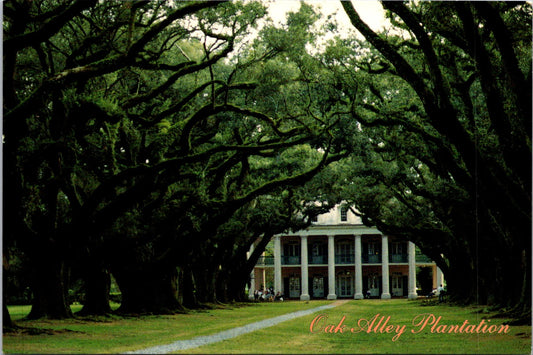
[7,303,121,321]
[177,300,531,354]
[3,301,330,354]
[3,300,531,354]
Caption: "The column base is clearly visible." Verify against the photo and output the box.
[354,293,364,300]
[408,293,418,300]
[381,293,391,299]
[327,294,337,300]
[300,294,310,301]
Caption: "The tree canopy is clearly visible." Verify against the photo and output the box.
[3,0,531,325]
[339,1,531,318]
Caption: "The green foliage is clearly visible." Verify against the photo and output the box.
[5,0,528,318]
[336,1,531,311]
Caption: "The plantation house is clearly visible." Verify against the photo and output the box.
[250,205,444,300]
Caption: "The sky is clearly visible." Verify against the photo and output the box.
[267,0,389,35]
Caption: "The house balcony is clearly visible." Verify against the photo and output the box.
[389,253,408,263]
[335,254,354,264]
[282,256,301,265]
[309,255,327,264]
[362,254,381,263]
[256,253,432,266]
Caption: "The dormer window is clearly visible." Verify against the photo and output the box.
[340,206,348,222]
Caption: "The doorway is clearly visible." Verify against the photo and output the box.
[391,273,403,296]
[336,272,354,297]
[366,273,381,297]
[312,276,324,298]
[289,276,300,298]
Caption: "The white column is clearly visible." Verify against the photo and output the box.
[248,242,255,300]
[381,235,391,299]
[274,236,282,295]
[408,241,418,299]
[327,235,337,300]
[300,235,310,300]
[354,235,363,299]
[436,266,444,288]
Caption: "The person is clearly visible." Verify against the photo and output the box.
[275,291,283,301]
[365,290,371,299]
[266,287,274,302]
[437,284,445,302]
[254,290,259,301]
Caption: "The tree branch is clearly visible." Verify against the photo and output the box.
[4,0,98,53]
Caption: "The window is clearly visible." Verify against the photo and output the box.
[311,244,326,264]
[289,277,300,298]
[392,277,400,289]
[368,273,379,289]
[312,244,324,256]
[392,242,403,255]
[284,243,299,256]
[340,206,348,221]
[283,242,300,265]
[335,241,354,263]
[368,242,377,255]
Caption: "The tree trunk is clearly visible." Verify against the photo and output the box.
[78,266,112,316]
[443,250,477,304]
[193,266,218,304]
[230,272,249,302]
[182,266,199,309]
[206,268,218,303]
[113,264,182,314]
[27,258,72,319]
[216,270,229,303]
[512,249,531,324]
[3,303,15,331]
[221,264,249,302]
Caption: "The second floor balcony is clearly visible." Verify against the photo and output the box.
[255,252,430,266]
[335,254,354,264]
[310,255,327,264]
[362,254,381,263]
[283,256,301,265]
[390,253,408,263]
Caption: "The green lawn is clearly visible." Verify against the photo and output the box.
[3,301,330,354]
[3,300,531,354]
[177,300,531,354]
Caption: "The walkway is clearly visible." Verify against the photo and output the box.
[127,300,349,354]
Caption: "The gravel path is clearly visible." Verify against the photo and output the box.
[126,301,348,354]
